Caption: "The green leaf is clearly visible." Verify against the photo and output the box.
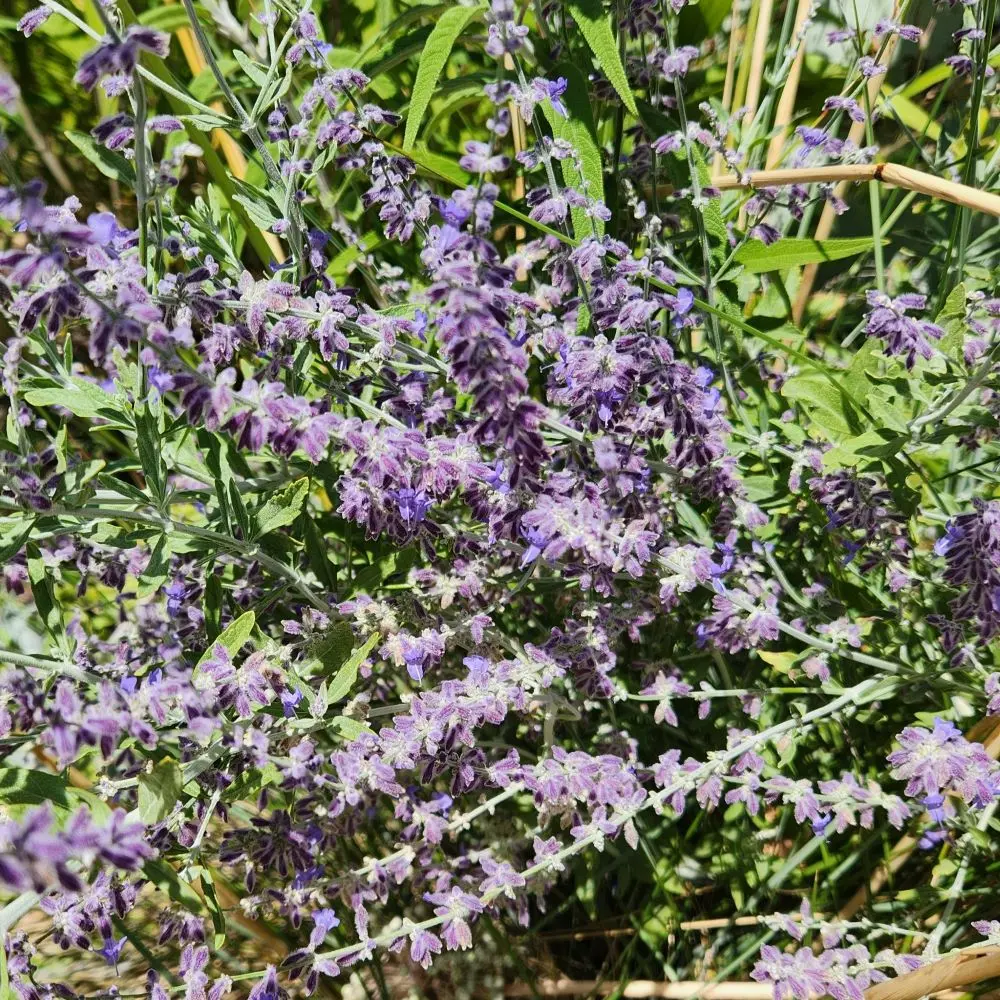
[0,520,33,563]
[678,0,729,39]
[937,282,967,360]
[138,535,171,599]
[24,377,125,420]
[137,760,183,824]
[332,715,375,741]
[135,405,165,504]
[182,111,236,131]
[142,859,205,913]
[26,544,63,644]
[0,768,71,813]
[254,478,310,539]
[232,49,267,86]
[782,373,857,438]
[139,4,202,31]
[567,0,638,116]
[733,237,877,273]
[326,632,379,704]
[542,62,604,240]
[65,131,136,185]
[403,2,486,150]
[196,611,255,668]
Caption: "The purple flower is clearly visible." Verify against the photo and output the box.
[864,291,943,369]
[75,26,170,92]
[888,718,998,807]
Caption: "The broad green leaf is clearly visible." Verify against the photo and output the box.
[757,651,798,673]
[254,478,310,539]
[567,0,638,116]
[26,545,63,644]
[138,5,200,31]
[403,3,486,150]
[325,632,379,704]
[310,621,356,676]
[66,131,135,185]
[782,373,857,438]
[24,377,125,420]
[196,611,255,668]
[142,859,205,912]
[138,535,171,599]
[678,0,729,38]
[137,760,183,824]
[542,62,604,240]
[0,768,71,813]
[734,237,876,273]
[232,49,267,86]
[332,715,375,741]
[937,282,967,360]
[404,142,472,186]
[0,520,33,563]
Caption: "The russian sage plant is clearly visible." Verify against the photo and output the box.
[1,0,1000,996]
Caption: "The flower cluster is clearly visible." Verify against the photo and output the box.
[1,0,999,996]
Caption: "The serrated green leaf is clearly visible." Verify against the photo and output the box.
[782,374,856,438]
[734,237,876,273]
[232,49,267,86]
[196,611,255,668]
[66,131,135,185]
[26,544,63,643]
[326,632,379,704]
[0,768,71,813]
[137,760,183,824]
[567,0,638,116]
[332,715,375,741]
[403,3,486,150]
[254,478,310,539]
[0,520,33,563]
[135,405,165,503]
[24,377,125,420]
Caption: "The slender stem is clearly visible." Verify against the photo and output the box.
[177,0,306,274]
[0,501,327,611]
[40,0,221,116]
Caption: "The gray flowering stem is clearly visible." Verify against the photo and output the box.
[314,676,885,965]
[177,0,306,274]
[39,0,220,116]
[0,501,327,612]
[911,346,1000,432]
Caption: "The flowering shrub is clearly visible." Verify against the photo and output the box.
[2,0,1000,996]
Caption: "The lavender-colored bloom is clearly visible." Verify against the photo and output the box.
[75,26,170,92]
[18,6,51,35]
[823,96,866,123]
[888,718,998,807]
[864,291,943,369]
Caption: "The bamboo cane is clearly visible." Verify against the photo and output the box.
[765,0,814,168]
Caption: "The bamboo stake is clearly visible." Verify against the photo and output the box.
[506,979,977,999]
[791,29,901,323]
[868,947,1000,1000]
[713,0,742,176]
[743,0,775,129]
[765,0,813,168]
[705,162,1000,219]
[738,0,774,228]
